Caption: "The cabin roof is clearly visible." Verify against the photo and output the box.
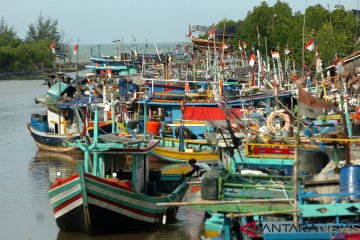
[47,82,70,100]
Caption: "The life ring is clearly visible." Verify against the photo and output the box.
[266,111,291,133]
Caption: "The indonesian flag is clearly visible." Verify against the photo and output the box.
[249,53,256,67]
[238,45,242,51]
[208,26,215,40]
[186,30,192,38]
[222,43,228,50]
[142,54,146,64]
[335,60,345,74]
[271,51,280,59]
[50,43,56,54]
[73,44,78,55]
[107,67,112,77]
[284,48,290,55]
[219,56,224,69]
[305,37,315,51]
[243,41,248,49]
[184,45,189,52]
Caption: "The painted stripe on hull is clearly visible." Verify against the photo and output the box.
[88,194,158,223]
[26,123,78,152]
[49,184,81,205]
[84,174,173,203]
[150,148,219,163]
[54,195,83,219]
[49,173,188,233]
[34,140,77,152]
[49,174,80,191]
[86,183,159,214]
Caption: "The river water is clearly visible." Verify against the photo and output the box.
[0,80,204,240]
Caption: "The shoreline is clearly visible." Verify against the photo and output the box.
[0,68,86,80]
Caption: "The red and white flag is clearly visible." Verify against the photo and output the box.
[249,53,256,67]
[305,37,315,51]
[142,54,146,64]
[271,51,280,59]
[284,48,290,55]
[73,44,78,55]
[219,56,224,69]
[238,45,242,51]
[243,41,248,49]
[50,43,56,54]
[208,26,215,40]
[222,43,228,50]
[186,30,192,38]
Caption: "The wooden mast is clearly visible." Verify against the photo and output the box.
[293,0,308,227]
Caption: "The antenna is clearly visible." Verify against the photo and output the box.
[327,4,337,57]
[355,0,360,51]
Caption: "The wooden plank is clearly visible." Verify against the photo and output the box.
[226,209,297,218]
[252,147,294,155]
[300,203,360,217]
[303,179,339,186]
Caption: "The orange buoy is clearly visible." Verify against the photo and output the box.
[146,121,161,136]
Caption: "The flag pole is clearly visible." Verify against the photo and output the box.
[294,0,307,227]
[76,38,79,79]
[213,26,217,82]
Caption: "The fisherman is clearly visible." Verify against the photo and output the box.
[185,159,211,177]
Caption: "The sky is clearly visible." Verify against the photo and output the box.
[0,0,358,45]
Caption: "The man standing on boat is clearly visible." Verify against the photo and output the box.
[185,159,211,177]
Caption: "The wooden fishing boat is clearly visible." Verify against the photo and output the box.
[150,137,219,163]
[27,79,113,152]
[85,56,138,77]
[48,106,189,234]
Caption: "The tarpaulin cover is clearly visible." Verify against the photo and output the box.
[183,106,245,121]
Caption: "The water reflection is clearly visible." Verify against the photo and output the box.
[56,205,205,240]
[29,150,204,240]
[29,150,81,180]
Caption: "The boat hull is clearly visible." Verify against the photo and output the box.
[26,123,79,152]
[26,122,113,153]
[49,173,188,234]
[150,146,219,163]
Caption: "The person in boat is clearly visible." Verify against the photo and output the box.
[185,159,211,177]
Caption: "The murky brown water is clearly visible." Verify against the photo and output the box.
[0,80,204,240]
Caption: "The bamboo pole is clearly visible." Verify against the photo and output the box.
[156,198,294,207]
[226,209,297,218]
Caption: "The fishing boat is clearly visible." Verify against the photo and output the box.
[27,73,113,152]
[151,137,219,163]
[48,106,189,234]
[85,55,138,77]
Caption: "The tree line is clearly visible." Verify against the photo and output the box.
[1,2,358,74]
[209,1,358,72]
[0,13,69,73]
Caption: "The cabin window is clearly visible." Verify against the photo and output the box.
[54,123,58,134]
